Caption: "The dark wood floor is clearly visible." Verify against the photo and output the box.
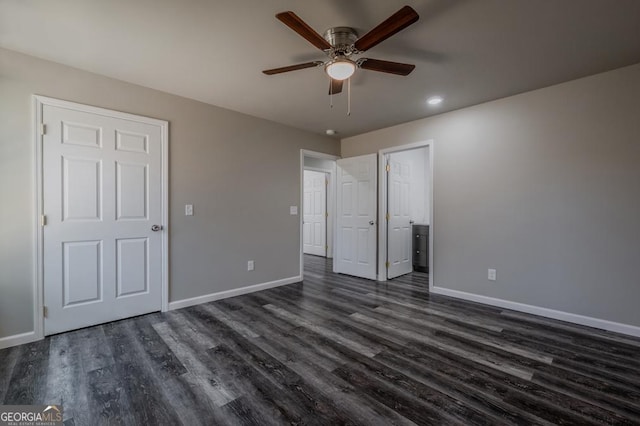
[1,255,640,425]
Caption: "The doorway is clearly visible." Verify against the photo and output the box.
[34,96,169,337]
[300,150,339,277]
[378,141,433,282]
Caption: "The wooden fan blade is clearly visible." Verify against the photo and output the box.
[276,11,332,51]
[329,79,343,95]
[354,6,419,52]
[263,62,321,75]
[359,58,415,76]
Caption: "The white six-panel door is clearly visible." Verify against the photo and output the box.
[387,154,413,279]
[42,103,164,335]
[335,154,377,280]
[303,170,327,257]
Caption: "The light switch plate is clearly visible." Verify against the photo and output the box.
[488,268,497,281]
[185,204,194,216]
[290,206,298,215]
[247,260,254,271]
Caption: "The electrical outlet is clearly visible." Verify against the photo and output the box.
[185,204,194,216]
[247,260,254,271]
[488,268,497,281]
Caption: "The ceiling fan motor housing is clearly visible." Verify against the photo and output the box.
[323,27,359,57]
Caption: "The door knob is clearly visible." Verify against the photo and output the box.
[151,225,163,232]
[369,220,375,225]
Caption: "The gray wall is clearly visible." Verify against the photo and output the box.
[304,157,335,171]
[0,48,339,339]
[342,63,640,327]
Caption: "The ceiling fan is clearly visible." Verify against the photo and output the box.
[263,6,420,95]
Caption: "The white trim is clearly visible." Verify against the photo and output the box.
[431,286,640,338]
[168,275,302,311]
[300,150,340,277]
[160,111,169,312]
[32,95,170,341]
[33,95,168,126]
[0,331,38,350]
[377,140,434,282]
[304,166,333,173]
[428,142,435,292]
[33,96,44,342]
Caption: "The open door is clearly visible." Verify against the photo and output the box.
[335,154,377,280]
[386,153,413,279]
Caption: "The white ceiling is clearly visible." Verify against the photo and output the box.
[2,0,640,137]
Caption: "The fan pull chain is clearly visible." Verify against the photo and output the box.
[329,77,334,108]
[347,77,351,116]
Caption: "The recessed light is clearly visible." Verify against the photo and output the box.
[326,129,337,136]
[427,96,443,106]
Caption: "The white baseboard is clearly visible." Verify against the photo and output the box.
[0,331,38,350]
[168,275,302,311]
[431,286,640,338]
[0,276,302,349]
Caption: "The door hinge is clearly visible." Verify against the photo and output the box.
[385,164,390,172]
[40,124,47,136]
[41,215,47,226]
[325,179,328,186]
[325,212,328,218]
[385,261,390,268]
[43,306,48,318]
[385,213,390,221]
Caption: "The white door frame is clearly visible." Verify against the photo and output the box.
[299,150,339,277]
[33,95,169,341]
[378,140,434,285]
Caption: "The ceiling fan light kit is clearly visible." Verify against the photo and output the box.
[325,58,356,81]
[323,27,358,81]
[263,6,420,115]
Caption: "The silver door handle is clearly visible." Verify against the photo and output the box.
[369,220,375,225]
[151,225,163,231]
